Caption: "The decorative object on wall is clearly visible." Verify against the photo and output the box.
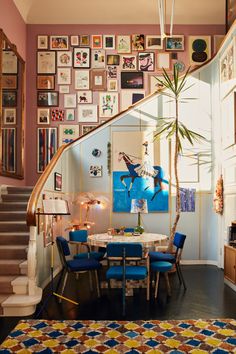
[49,35,69,50]
[58,124,79,145]
[74,70,90,89]
[2,75,17,89]
[132,34,145,51]
[57,68,71,85]
[37,108,50,124]
[117,35,131,53]
[81,125,97,135]
[179,188,195,212]
[2,128,15,173]
[145,35,163,50]
[174,60,185,73]
[226,0,236,32]
[2,91,17,107]
[54,172,62,191]
[120,55,137,71]
[103,35,115,50]
[107,79,118,92]
[37,51,56,74]
[64,94,76,108]
[51,109,65,122]
[77,91,92,104]
[80,35,90,47]
[213,174,224,215]
[121,90,145,110]
[189,36,211,66]
[121,71,144,89]
[156,53,171,70]
[57,51,72,67]
[73,47,91,68]
[91,35,103,49]
[3,108,16,125]
[106,54,120,66]
[107,141,111,175]
[90,69,107,90]
[2,51,17,74]
[37,35,48,50]
[99,92,119,117]
[37,127,57,173]
[107,65,117,78]
[78,104,98,122]
[92,148,101,157]
[138,52,155,71]
[65,109,75,121]
[220,38,235,82]
[37,91,59,107]
[37,75,55,90]
[70,35,79,46]
[91,49,105,68]
[165,35,185,51]
[89,165,102,177]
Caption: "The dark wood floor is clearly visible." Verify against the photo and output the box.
[1,265,236,344]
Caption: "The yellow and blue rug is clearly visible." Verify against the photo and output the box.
[0,319,236,353]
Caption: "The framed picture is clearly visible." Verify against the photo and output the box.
[37,91,59,107]
[66,109,75,121]
[120,55,137,70]
[37,75,55,90]
[90,70,106,90]
[121,72,144,89]
[57,68,71,85]
[226,0,236,32]
[3,108,16,124]
[106,54,120,66]
[2,51,18,74]
[57,51,72,67]
[189,36,211,66]
[117,35,131,53]
[107,79,118,91]
[107,65,117,78]
[132,34,145,51]
[77,91,92,104]
[99,92,119,117]
[81,125,97,135]
[70,35,79,46]
[54,172,62,191]
[2,91,17,107]
[37,108,50,124]
[214,35,225,53]
[103,35,115,50]
[73,47,91,68]
[121,90,145,110]
[78,104,98,122]
[64,94,76,108]
[2,128,15,173]
[49,35,69,50]
[91,49,105,68]
[51,109,65,121]
[220,38,236,82]
[37,35,48,49]
[59,124,79,145]
[74,70,90,89]
[156,53,171,70]
[149,74,166,93]
[145,35,163,50]
[89,165,102,177]
[138,52,155,71]
[2,75,17,89]
[37,128,57,173]
[80,35,90,46]
[165,35,185,51]
[91,35,103,49]
[59,85,70,93]
[37,51,56,74]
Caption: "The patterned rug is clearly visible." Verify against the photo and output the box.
[0,319,236,353]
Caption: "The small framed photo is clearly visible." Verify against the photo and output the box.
[121,72,144,89]
[78,104,98,122]
[117,35,131,53]
[51,109,65,121]
[145,35,163,50]
[107,79,118,91]
[103,35,115,50]
[77,90,92,104]
[132,34,145,51]
[37,75,55,90]
[74,70,90,90]
[90,70,106,90]
[37,91,59,107]
[120,54,137,71]
[80,34,90,46]
[37,51,56,74]
[66,109,75,121]
[91,49,105,68]
[156,53,171,70]
[138,52,155,71]
[2,51,18,74]
[37,35,48,50]
[91,35,103,49]
[99,92,119,117]
[59,85,70,93]
[57,68,71,85]
[107,65,117,78]
[54,172,62,191]
[165,35,184,51]
[73,47,91,68]
[2,91,17,107]
[89,165,102,177]
[50,35,69,50]
[2,75,17,89]
[81,125,97,135]
[64,94,77,108]
[37,108,50,124]
[57,51,72,67]
[70,35,79,46]
[106,54,120,66]
[3,108,16,124]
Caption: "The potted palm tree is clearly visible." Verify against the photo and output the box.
[154,66,205,252]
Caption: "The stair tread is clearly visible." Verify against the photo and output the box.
[0,245,27,250]
[0,275,17,282]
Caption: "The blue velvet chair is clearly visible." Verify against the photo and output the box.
[69,230,105,261]
[56,236,102,299]
[149,232,187,289]
[106,242,150,316]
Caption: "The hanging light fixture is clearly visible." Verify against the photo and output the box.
[157,0,175,40]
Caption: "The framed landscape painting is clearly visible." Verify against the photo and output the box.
[121,72,144,89]
[145,35,163,50]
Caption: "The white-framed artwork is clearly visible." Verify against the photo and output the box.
[145,35,163,50]
[66,109,75,121]
[89,165,102,177]
[59,85,70,94]
[78,104,98,122]
[57,68,71,85]
[117,35,131,53]
[91,49,106,68]
[99,92,119,118]
[74,70,90,90]
[50,35,69,50]
[120,54,137,71]
[2,51,18,74]
[156,53,171,70]
[37,51,56,74]
[57,51,72,67]
[77,91,93,104]
[64,94,77,108]
[37,108,50,125]
[138,52,155,71]
[73,47,91,68]
[103,35,116,50]
[3,108,16,125]
[70,35,79,46]
[107,79,118,91]
[59,124,80,146]
[37,35,48,50]
[121,90,145,111]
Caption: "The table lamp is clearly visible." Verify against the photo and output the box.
[130,199,148,234]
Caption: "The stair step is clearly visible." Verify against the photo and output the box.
[2,194,30,202]
[0,276,16,294]
[0,260,25,275]
[0,245,27,259]
[0,233,29,245]
[0,222,29,232]
[0,202,27,211]
[6,186,33,195]
[0,211,26,221]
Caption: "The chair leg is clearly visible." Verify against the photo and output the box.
[94,270,100,298]
[175,263,182,284]
[55,268,65,293]
[176,263,187,290]
[154,272,160,299]
[147,270,150,301]
[59,272,68,303]
[122,279,126,316]
[164,272,171,296]
[89,271,93,291]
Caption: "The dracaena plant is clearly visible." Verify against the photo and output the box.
[154,66,205,252]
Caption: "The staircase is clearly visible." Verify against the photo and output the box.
[0,186,42,316]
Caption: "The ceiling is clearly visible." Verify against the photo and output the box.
[13,0,225,25]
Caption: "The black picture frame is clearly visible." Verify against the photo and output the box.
[37,91,59,107]
[121,71,144,89]
[73,47,91,68]
[54,172,62,191]
[226,0,236,32]
[2,90,17,107]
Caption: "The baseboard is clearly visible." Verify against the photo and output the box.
[40,266,62,290]
[181,260,218,266]
[224,278,236,292]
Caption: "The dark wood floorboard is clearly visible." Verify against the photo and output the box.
[0,265,236,344]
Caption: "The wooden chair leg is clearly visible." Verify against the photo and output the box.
[164,272,171,296]
[89,271,93,291]
[59,272,68,303]
[95,270,100,298]
[55,268,65,293]
[154,272,160,299]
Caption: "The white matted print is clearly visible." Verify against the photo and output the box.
[107,79,118,91]
[120,55,137,70]
[89,165,102,177]
[37,35,48,49]
[91,49,106,68]
[50,36,69,50]
[4,108,16,124]
[156,53,171,70]
[77,91,92,104]
[59,124,79,146]
[74,70,90,90]
[37,108,50,124]
[57,51,72,67]
[145,35,163,50]
[78,104,98,122]
[73,47,90,68]
[66,109,75,121]
[121,90,145,111]
[59,85,70,94]
[70,35,79,46]
[117,35,131,53]
[57,68,71,85]
[99,92,119,118]
[64,94,77,108]
[2,51,18,74]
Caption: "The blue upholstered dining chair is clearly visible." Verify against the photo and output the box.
[69,230,105,261]
[106,242,150,316]
[149,232,187,289]
[56,236,102,300]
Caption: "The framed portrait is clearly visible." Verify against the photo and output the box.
[107,79,118,91]
[120,55,137,71]
[3,108,16,125]
[2,91,17,107]
[37,75,55,90]
[91,49,105,68]
[81,125,97,135]
[66,109,75,121]
[2,51,18,74]
[91,35,103,49]
[2,128,15,173]
[90,69,106,90]
[51,109,65,121]
[64,94,77,108]
[37,91,59,107]
[54,172,62,191]
[37,128,57,173]
[74,70,90,90]
[57,51,72,67]
[37,108,50,124]
[226,0,236,32]
[121,90,145,110]
[189,36,211,66]
[59,85,70,93]
[37,35,48,50]
[70,35,79,46]
[156,53,171,70]
[2,75,17,89]
[78,104,98,122]
[117,35,131,53]
[99,92,119,118]
[57,68,71,85]
[37,51,56,74]
[121,72,144,89]
[138,52,155,71]
[80,34,90,46]
[58,124,79,145]
[103,35,115,50]
[73,47,91,68]
[145,35,163,50]
[106,54,120,66]
[107,65,117,78]
[77,90,92,104]
[132,34,145,51]
[165,35,185,51]
[49,35,69,50]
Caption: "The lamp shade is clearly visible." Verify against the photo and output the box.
[130,199,148,214]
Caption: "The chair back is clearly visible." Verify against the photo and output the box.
[69,229,88,243]
[56,236,71,268]
[173,232,186,261]
[107,242,143,260]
